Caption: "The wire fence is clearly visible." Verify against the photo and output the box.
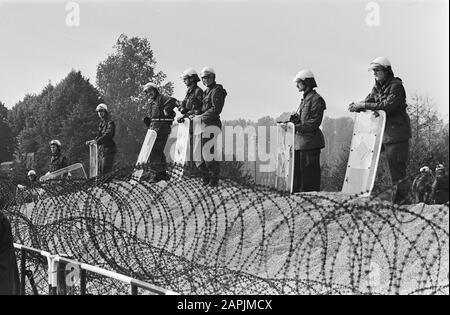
[1,163,448,295]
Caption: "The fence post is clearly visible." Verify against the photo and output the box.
[130,284,138,295]
[80,269,87,295]
[56,259,68,295]
[25,270,39,295]
[20,248,27,295]
[47,256,57,295]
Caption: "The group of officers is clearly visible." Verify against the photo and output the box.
[2,56,448,295]
[22,57,447,204]
[284,56,412,204]
[25,66,227,187]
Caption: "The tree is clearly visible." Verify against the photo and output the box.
[321,148,349,192]
[96,34,174,165]
[0,102,15,163]
[321,116,353,166]
[407,94,449,175]
[320,116,354,191]
[8,71,102,175]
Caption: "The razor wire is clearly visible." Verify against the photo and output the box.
[1,164,448,295]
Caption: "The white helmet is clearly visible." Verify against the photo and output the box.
[181,68,198,79]
[435,164,445,172]
[49,139,61,147]
[293,69,315,82]
[419,166,430,173]
[200,67,215,77]
[143,82,158,92]
[96,103,108,112]
[28,170,36,176]
[369,57,391,70]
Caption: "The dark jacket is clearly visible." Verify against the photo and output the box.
[431,174,449,204]
[180,86,203,116]
[201,83,227,127]
[95,118,117,155]
[294,89,326,151]
[148,94,177,133]
[49,151,68,173]
[363,76,411,144]
[0,212,20,295]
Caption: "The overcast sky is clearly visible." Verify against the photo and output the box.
[0,0,448,121]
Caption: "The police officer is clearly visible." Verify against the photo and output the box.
[198,67,227,187]
[87,104,117,175]
[290,69,326,192]
[143,82,177,182]
[412,166,434,203]
[48,139,68,173]
[24,170,39,201]
[17,170,37,195]
[349,57,411,204]
[178,68,203,122]
[178,69,203,166]
[431,164,449,204]
[27,170,37,184]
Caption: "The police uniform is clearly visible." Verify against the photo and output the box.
[292,89,326,192]
[147,94,177,177]
[411,172,434,203]
[95,117,117,175]
[180,85,203,163]
[362,75,411,203]
[431,173,449,204]
[199,82,227,185]
[49,150,68,173]
[179,85,203,117]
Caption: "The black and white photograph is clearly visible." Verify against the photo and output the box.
[0,0,448,300]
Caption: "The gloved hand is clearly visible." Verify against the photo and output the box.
[348,102,365,112]
[177,116,185,124]
[179,106,188,115]
[289,114,299,123]
[143,116,151,127]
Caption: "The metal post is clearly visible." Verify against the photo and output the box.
[25,270,39,295]
[50,285,57,295]
[80,269,87,295]
[56,261,64,295]
[56,260,68,295]
[20,248,27,295]
[47,255,57,295]
[130,284,138,295]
